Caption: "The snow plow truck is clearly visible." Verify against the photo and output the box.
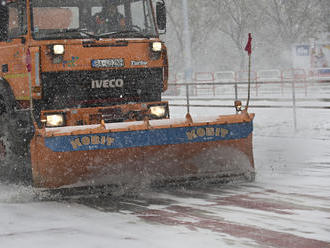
[0,0,255,189]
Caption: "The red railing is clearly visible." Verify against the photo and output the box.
[193,72,216,96]
[167,68,329,96]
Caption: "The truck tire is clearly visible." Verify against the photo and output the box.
[0,85,32,184]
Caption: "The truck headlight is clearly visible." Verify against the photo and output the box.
[150,106,166,118]
[53,44,65,55]
[152,42,162,52]
[46,114,65,127]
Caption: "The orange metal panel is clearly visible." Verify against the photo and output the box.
[30,134,254,188]
[30,113,255,189]
[37,40,166,72]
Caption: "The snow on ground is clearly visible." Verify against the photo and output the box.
[1,83,330,248]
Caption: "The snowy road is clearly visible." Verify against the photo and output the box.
[1,93,330,247]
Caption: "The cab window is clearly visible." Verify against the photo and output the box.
[131,0,153,31]
[33,7,79,31]
[8,0,27,38]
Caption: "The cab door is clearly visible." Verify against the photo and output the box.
[0,0,29,101]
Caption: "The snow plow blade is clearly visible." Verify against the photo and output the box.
[30,113,255,189]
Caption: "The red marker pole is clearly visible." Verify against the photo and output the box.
[244,33,252,110]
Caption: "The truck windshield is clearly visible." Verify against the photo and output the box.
[30,0,157,40]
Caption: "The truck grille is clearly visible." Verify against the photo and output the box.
[41,68,163,110]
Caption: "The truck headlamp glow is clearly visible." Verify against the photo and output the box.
[46,114,65,127]
[152,42,162,52]
[53,44,65,55]
[150,106,166,118]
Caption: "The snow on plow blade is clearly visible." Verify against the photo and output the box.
[30,113,255,188]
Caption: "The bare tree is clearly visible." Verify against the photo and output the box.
[164,0,184,73]
[207,0,265,69]
[263,0,323,44]
[318,0,330,33]
[165,0,220,72]
[163,0,329,74]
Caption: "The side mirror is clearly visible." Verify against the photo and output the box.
[0,3,9,41]
[156,0,166,33]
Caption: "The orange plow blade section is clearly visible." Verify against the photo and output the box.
[30,113,255,188]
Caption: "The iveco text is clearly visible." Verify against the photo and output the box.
[91,79,124,89]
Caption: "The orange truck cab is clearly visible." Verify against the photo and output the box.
[0,0,168,183]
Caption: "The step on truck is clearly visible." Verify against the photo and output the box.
[0,0,255,188]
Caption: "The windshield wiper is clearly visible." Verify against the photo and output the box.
[44,29,98,39]
[96,30,151,39]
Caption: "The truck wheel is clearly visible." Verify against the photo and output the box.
[0,93,32,184]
